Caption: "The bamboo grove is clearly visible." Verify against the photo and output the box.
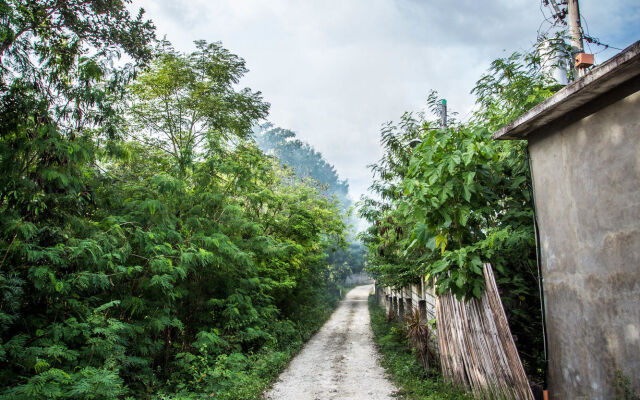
[0,1,354,399]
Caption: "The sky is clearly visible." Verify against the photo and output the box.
[129,0,640,203]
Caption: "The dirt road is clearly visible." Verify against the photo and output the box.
[264,285,398,400]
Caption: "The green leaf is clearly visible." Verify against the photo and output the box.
[464,171,475,186]
[426,236,437,251]
[459,208,470,227]
[440,211,452,228]
[463,185,471,202]
[148,201,156,216]
[462,151,473,165]
[435,234,448,254]
[472,283,483,299]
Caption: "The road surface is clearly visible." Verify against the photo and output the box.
[264,284,398,400]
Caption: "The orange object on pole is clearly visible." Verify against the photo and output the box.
[575,53,594,68]
[543,389,550,400]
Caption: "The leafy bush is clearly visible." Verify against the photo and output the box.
[0,3,350,399]
[358,43,566,383]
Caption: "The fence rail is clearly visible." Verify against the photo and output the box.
[374,263,534,400]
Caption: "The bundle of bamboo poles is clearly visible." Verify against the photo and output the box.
[435,263,534,400]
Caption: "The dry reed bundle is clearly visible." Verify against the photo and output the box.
[436,263,534,400]
[404,306,437,371]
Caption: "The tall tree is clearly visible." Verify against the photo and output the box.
[0,6,348,395]
[254,124,350,207]
[254,124,366,273]
[359,44,565,382]
[0,1,155,398]
[127,41,269,174]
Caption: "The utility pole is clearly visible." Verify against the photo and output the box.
[440,99,447,129]
[568,0,583,53]
[567,0,590,78]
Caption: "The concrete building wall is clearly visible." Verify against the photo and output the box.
[528,88,640,399]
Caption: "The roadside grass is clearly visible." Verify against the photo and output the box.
[156,288,350,400]
[223,287,352,400]
[226,284,358,400]
[368,295,473,400]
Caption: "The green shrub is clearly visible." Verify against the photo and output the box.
[0,3,350,399]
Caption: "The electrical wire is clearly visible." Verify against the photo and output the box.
[579,12,623,53]
[537,0,567,45]
[580,13,594,53]
[540,0,624,66]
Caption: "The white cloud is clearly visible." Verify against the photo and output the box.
[130,0,639,202]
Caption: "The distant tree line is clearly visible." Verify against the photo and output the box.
[254,124,366,274]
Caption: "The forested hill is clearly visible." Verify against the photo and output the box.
[253,124,366,274]
[0,2,355,399]
[254,124,351,213]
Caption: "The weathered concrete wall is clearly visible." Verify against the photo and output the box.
[529,88,640,399]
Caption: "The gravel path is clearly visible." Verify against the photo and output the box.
[264,284,398,400]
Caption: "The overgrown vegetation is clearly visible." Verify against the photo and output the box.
[254,124,351,211]
[0,1,356,398]
[403,305,437,372]
[615,371,640,400]
[254,124,367,276]
[359,41,570,384]
[369,296,472,400]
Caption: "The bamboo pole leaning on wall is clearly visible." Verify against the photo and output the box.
[436,263,534,400]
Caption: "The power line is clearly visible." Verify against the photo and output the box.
[540,0,622,53]
[580,14,623,52]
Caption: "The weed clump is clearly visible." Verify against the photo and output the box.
[369,296,472,400]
